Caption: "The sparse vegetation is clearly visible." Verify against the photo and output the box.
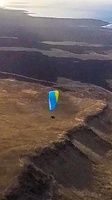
[0,78,111,200]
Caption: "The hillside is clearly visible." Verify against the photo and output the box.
[0,78,111,200]
[0,8,112,199]
[0,51,111,91]
[0,9,112,91]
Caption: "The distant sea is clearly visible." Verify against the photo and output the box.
[103,24,112,29]
[1,0,112,24]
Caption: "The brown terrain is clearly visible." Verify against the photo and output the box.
[0,8,111,200]
[0,77,111,200]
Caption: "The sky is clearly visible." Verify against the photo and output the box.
[0,0,112,22]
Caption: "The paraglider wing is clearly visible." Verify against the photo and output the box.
[48,90,59,111]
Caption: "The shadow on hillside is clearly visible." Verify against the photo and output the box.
[0,51,111,91]
[32,143,94,190]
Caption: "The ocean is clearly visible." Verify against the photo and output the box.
[0,0,112,23]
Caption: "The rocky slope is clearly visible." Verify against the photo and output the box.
[0,78,111,200]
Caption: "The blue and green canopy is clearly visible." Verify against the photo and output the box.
[48,90,59,111]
